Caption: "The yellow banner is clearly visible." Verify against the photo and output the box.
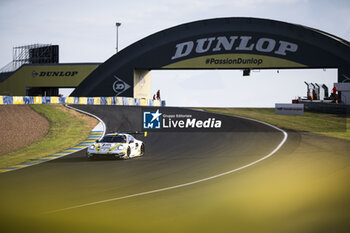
[140,98,147,106]
[51,96,59,104]
[79,97,87,104]
[127,97,134,106]
[154,100,160,107]
[106,97,113,105]
[66,97,74,104]
[93,97,101,105]
[0,96,3,105]
[116,97,123,105]
[13,96,23,104]
[34,96,42,104]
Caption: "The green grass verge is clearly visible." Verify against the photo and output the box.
[0,105,94,168]
[203,108,350,141]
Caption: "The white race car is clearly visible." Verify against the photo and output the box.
[87,132,145,160]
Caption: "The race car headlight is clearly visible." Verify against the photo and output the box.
[117,145,125,150]
[89,145,95,150]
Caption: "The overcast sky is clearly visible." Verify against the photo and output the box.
[0,0,349,107]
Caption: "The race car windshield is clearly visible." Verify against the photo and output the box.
[100,135,126,143]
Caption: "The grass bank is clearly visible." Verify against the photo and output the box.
[203,108,350,141]
[0,104,97,168]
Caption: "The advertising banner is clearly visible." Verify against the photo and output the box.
[50,97,59,104]
[3,96,13,104]
[13,97,23,104]
[0,95,162,106]
[79,97,87,105]
[71,18,350,97]
[42,96,51,104]
[23,96,34,104]
[106,97,113,105]
[34,96,42,104]
[275,103,304,115]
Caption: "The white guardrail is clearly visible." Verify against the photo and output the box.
[0,96,165,106]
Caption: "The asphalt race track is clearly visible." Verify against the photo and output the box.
[0,105,286,233]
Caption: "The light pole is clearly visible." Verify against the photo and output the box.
[116,22,121,53]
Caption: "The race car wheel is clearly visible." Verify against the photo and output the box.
[127,147,131,158]
[140,144,145,156]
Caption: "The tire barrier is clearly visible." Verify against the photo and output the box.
[0,96,166,106]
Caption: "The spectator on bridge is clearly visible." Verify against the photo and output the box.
[331,86,338,103]
[156,90,161,100]
[308,91,312,100]
[313,89,317,100]
[332,86,337,95]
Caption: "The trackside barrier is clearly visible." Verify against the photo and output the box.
[0,95,166,107]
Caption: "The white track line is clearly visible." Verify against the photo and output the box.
[65,104,106,138]
[46,113,288,214]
